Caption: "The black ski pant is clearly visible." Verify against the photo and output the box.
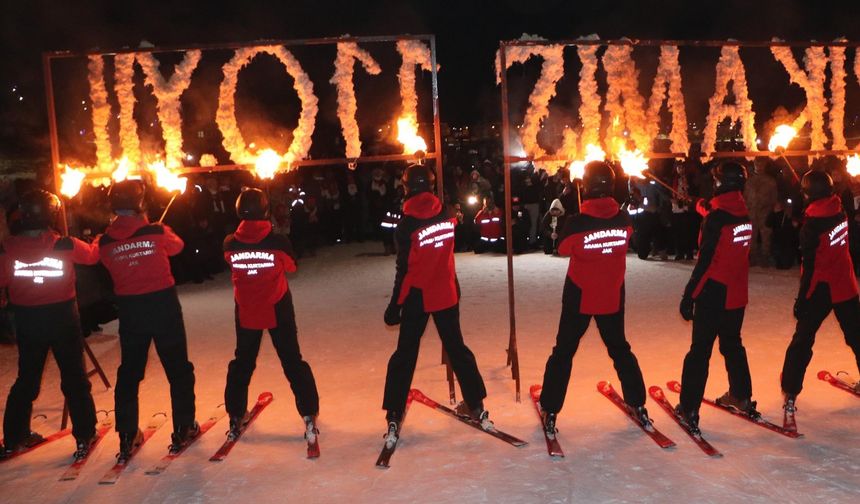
[679,280,752,413]
[225,291,319,418]
[3,301,96,446]
[540,280,646,413]
[383,289,487,415]
[114,288,196,434]
[781,286,860,396]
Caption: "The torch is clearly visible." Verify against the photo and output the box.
[58,165,87,235]
[254,148,283,197]
[616,146,685,200]
[847,154,860,179]
[568,144,607,210]
[768,125,801,184]
[148,160,188,224]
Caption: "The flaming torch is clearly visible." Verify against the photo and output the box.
[568,144,606,208]
[149,160,188,223]
[617,146,684,199]
[59,165,87,199]
[768,124,800,183]
[253,149,282,180]
[847,154,860,178]
[396,116,428,163]
[111,156,131,183]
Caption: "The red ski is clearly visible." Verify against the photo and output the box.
[598,381,676,449]
[59,412,114,481]
[410,389,527,447]
[375,392,413,468]
[99,412,168,484]
[209,392,274,462]
[146,405,226,475]
[0,429,72,463]
[528,385,564,457]
[649,386,722,457]
[666,381,802,438]
[818,370,860,398]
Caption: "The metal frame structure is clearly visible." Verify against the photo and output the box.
[42,34,445,200]
[498,37,860,402]
[43,34,459,404]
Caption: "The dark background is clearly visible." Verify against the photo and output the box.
[2,0,859,162]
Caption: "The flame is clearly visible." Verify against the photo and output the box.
[148,160,187,194]
[768,124,797,152]
[59,165,87,198]
[254,149,282,180]
[569,144,606,180]
[847,154,860,178]
[112,156,131,182]
[617,146,649,179]
[396,116,427,155]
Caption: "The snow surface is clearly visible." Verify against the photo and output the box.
[1,243,859,504]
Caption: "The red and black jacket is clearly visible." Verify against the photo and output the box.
[475,207,503,241]
[391,192,458,313]
[798,195,858,303]
[0,231,99,306]
[97,215,184,296]
[224,220,297,330]
[684,191,752,309]
[557,197,630,314]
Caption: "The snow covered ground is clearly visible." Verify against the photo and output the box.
[1,242,859,503]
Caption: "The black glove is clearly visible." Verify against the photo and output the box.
[384,303,402,326]
[679,296,694,322]
[793,297,805,320]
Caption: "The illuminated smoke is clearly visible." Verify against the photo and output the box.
[646,45,690,155]
[828,43,847,151]
[771,43,828,153]
[602,44,650,153]
[576,36,602,153]
[87,56,113,171]
[495,34,565,171]
[701,45,758,158]
[114,53,142,166]
[216,46,317,168]
[331,42,381,160]
[396,40,436,129]
[137,50,202,168]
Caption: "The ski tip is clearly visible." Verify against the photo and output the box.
[817,370,832,381]
[666,380,682,393]
[257,392,274,404]
[409,389,427,401]
[529,384,542,395]
[648,385,664,397]
[596,381,610,392]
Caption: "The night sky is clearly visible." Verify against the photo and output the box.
[2,0,859,158]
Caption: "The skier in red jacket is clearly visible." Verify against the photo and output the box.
[781,171,860,415]
[222,188,319,442]
[538,162,650,437]
[0,190,99,459]
[97,180,197,461]
[382,164,489,444]
[676,162,758,435]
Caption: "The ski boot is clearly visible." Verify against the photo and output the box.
[227,413,249,441]
[541,411,558,440]
[674,404,701,436]
[2,431,46,456]
[117,430,143,462]
[630,405,654,430]
[383,410,402,449]
[303,415,319,445]
[73,434,97,460]
[715,392,761,419]
[169,422,200,454]
[783,393,798,432]
[455,401,495,431]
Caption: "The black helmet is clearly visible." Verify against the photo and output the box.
[109,179,145,213]
[713,161,747,194]
[582,161,615,199]
[402,164,435,196]
[801,170,833,203]
[19,189,61,230]
[236,188,270,220]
